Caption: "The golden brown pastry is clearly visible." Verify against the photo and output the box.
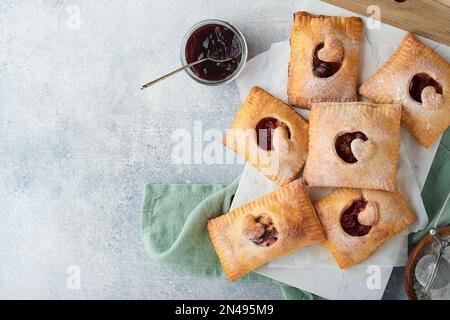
[288,12,363,109]
[208,179,325,281]
[303,102,401,191]
[359,32,450,148]
[315,188,416,269]
[223,86,309,185]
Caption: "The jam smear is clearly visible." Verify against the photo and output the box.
[340,198,372,237]
[255,118,291,151]
[243,215,278,247]
[312,43,342,78]
[185,24,242,81]
[335,131,367,163]
[409,73,442,103]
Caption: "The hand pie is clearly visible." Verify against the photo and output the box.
[359,33,450,148]
[315,188,416,269]
[288,12,363,109]
[224,86,309,185]
[208,179,325,281]
[304,102,401,191]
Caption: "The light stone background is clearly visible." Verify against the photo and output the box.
[0,0,405,299]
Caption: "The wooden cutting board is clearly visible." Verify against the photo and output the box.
[322,0,450,46]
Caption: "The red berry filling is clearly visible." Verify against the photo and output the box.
[335,131,368,164]
[185,24,242,81]
[409,73,442,103]
[340,198,372,237]
[255,117,291,151]
[312,43,342,78]
[243,215,279,247]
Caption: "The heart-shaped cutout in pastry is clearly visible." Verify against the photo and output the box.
[335,131,368,163]
[350,138,375,162]
[272,126,292,153]
[409,73,443,105]
[318,38,344,63]
[255,118,291,151]
[340,198,372,237]
[242,215,265,240]
[421,85,444,110]
[242,214,278,247]
[357,201,378,227]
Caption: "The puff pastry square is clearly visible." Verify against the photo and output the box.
[288,12,363,109]
[315,188,416,269]
[224,86,309,185]
[359,33,450,148]
[208,179,325,281]
[304,102,401,191]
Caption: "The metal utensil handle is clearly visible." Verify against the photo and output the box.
[424,244,445,292]
[433,193,450,228]
[140,58,207,90]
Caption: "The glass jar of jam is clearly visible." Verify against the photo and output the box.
[180,19,248,85]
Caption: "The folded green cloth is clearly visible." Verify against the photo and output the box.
[141,130,449,300]
[141,176,312,300]
[410,129,450,243]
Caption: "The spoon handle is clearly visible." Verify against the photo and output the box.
[424,244,444,292]
[140,58,208,90]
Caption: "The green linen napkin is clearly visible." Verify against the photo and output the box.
[141,130,449,300]
[141,176,312,300]
[410,129,450,244]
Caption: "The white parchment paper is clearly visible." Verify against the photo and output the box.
[230,0,449,299]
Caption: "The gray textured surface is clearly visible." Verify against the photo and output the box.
[0,0,404,299]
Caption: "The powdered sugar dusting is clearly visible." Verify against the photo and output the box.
[289,14,362,107]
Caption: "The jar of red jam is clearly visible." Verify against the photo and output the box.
[181,19,248,85]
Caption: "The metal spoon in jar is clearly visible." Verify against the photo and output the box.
[140,52,232,90]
